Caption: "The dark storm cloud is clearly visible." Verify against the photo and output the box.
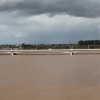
[0,0,100,18]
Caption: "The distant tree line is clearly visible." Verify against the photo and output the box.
[21,43,70,49]
[78,40,100,45]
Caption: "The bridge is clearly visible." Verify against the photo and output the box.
[0,49,100,55]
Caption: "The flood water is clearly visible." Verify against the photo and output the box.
[0,55,100,100]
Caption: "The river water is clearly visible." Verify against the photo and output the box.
[0,55,100,100]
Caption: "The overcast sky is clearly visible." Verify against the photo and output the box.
[0,0,100,44]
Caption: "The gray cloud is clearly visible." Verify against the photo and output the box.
[0,0,100,18]
[1,0,100,44]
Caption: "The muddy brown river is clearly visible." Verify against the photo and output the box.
[0,55,100,100]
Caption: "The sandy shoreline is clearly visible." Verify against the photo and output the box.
[0,55,100,100]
